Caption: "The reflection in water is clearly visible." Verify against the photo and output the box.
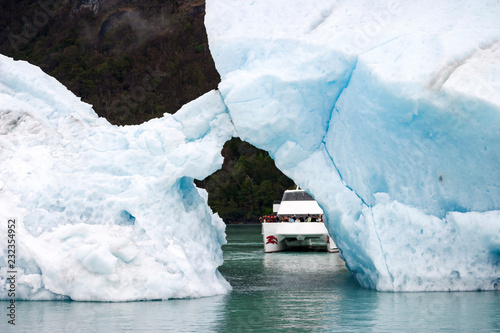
[1,224,499,332]
[4,296,226,333]
[216,227,360,332]
[216,225,500,333]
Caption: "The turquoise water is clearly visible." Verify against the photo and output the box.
[2,224,500,332]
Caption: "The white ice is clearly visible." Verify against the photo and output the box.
[206,0,500,291]
[0,54,234,300]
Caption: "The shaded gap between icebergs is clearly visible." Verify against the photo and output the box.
[194,137,295,223]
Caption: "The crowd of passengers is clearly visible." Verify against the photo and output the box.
[259,214,324,223]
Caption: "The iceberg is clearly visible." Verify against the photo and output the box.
[1,0,499,298]
[0,54,234,301]
[206,0,500,290]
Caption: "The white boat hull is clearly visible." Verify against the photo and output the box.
[262,222,338,253]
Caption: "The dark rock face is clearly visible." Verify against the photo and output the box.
[73,0,103,14]
[189,3,205,17]
[99,9,135,36]
[0,0,219,125]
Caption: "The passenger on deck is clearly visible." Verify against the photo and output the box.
[306,214,312,222]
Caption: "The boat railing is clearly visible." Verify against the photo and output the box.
[259,215,324,223]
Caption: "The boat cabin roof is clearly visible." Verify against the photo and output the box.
[281,190,315,202]
[277,190,324,216]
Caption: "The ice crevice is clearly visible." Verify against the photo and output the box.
[322,141,396,290]
[428,39,500,91]
[306,4,336,34]
[319,54,358,190]
[322,143,368,209]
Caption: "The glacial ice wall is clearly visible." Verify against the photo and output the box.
[0,54,234,301]
[206,0,500,290]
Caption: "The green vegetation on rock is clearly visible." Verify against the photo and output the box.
[196,138,294,223]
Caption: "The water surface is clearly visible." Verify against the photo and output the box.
[2,224,499,332]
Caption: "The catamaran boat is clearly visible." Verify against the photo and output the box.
[262,188,338,253]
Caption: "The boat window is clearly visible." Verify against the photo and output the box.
[281,191,315,201]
